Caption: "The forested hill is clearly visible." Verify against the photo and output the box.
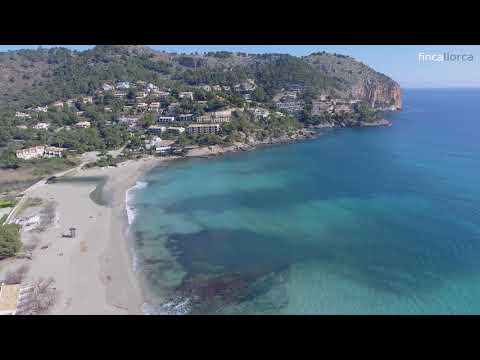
[0,45,401,110]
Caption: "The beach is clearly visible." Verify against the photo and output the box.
[0,156,168,314]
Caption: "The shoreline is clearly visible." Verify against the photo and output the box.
[0,120,392,314]
[0,156,169,314]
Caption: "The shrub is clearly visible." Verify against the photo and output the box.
[0,223,22,259]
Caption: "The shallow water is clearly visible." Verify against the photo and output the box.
[130,89,480,314]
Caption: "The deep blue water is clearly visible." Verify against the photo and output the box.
[130,89,480,314]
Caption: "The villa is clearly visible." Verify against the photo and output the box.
[75,121,91,128]
[33,123,50,130]
[253,108,270,119]
[179,92,194,100]
[44,146,65,158]
[116,81,130,89]
[15,112,30,118]
[148,102,161,112]
[32,106,48,113]
[103,83,114,91]
[15,145,46,160]
[82,96,93,104]
[118,117,139,127]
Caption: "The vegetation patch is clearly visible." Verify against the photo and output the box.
[0,198,17,208]
[0,223,21,259]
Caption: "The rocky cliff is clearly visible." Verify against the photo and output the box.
[305,52,401,110]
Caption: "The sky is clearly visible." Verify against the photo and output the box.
[1,45,479,88]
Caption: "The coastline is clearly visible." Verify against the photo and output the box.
[0,119,392,314]
[0,156,169,314]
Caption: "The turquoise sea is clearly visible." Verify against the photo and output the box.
[129,89,480,314]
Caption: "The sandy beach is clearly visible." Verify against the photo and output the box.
[0,129,326,315]
[0,156,168,314]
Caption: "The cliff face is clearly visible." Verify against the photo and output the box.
[350,79,402,110]
[305,53,401,110]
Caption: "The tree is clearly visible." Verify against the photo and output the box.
[0,149,20,169]
[0,224,22,259]
[252,87,267,102]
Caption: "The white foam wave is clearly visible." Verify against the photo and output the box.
[125,180,148,225]
[125,180,148,273]
[141,297,192,315]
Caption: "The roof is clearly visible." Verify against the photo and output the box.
[0,284,20,313]
[188,123,220,127]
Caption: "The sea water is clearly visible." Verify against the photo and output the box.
[129,89,480,314]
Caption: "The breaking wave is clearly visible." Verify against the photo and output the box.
[141,297,192,315]
[125,180,148,273]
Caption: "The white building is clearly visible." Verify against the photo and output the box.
[16,145,46,160]
[103,83,114,91]
[118,117,139,127]
[75,121,91,129]
[253,108,270,119]
[179,91,194,100]
[186,123,220,135]
[116,81,130,89]
[276,101,305,113]
[145,136,163,150]
[44,146,64,158]
[15,112,30,118]
[196,109,232,124]
[147,125,167,134]
[33,106,48,113]
[147,83,159,91]
[157,116,175,123]
[152,90,170,99]
[82,96,93,104]
[177,114,194,122]
[167,126,185,135]
[148,102,161,112]
[52,101,64,108]
[33,123,50,130]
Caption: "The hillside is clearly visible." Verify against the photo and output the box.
[304,52,402,109]
[0,46,401,110]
